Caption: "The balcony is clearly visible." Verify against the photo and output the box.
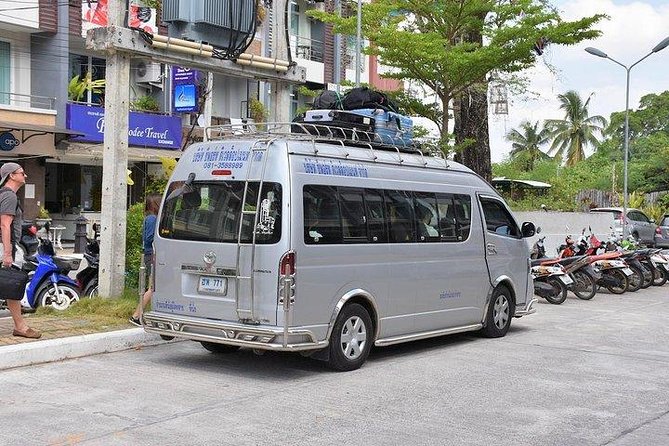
[290,35,324,84]
[0,92,57,128]
[0,0,40,32]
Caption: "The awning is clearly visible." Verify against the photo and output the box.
[492,177,551,189]
[0,121,84,144]
[55,143,183,163]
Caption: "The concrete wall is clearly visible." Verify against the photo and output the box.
[514,211,617,256]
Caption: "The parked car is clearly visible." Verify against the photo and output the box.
[655,214,669,248]
[590,207,657,246]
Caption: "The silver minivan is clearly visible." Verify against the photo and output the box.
[143,125,537,370]
[590,207,657,246]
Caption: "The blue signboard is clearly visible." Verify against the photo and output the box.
[172,66,199,113]
[66,104,182,149]
[0,132,20,151]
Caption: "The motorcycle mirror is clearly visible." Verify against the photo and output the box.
[536,226,542,234]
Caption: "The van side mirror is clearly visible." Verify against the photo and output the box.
[521,222,536,238]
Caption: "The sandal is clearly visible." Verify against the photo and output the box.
[12,328,42,339]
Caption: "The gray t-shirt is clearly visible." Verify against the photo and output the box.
[0,187,22,245]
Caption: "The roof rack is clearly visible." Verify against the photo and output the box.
[204,122,449,169]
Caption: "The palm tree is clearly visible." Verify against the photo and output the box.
[545,91,607,166]
[505,121,550,171]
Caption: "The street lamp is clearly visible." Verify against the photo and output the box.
[585,36,669,240]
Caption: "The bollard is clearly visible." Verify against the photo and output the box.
[74,216,89,253]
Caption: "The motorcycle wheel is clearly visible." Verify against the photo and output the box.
[640,264,654,289]
[626,266,643,292]
[38,283,80,310]
[572,270,597,300]
[652,267,668,286]
[83,279,99,298]
[605,270,628,295]
[545,277,567,304]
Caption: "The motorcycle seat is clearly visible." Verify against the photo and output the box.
[556,255,586,266]
[531,257,559,267]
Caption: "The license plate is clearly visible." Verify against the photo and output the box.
[559,275,573,285]
[622,268,633,276]
[198,276,227,295]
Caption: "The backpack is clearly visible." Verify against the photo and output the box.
[312,90,343,110]
[342,87,398,113]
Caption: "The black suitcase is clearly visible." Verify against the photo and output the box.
[0,266,29,300]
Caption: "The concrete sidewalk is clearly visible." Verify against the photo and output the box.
[0,315,172,370]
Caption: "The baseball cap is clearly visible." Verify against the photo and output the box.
[0,162,22,186]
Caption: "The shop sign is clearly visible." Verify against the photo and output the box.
[0,132,20,151]
[172,67,199,113]
[66,104,182,150]
[82,1,157,37]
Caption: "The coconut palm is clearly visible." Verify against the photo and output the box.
[545,90,607,166]
[505,120,550,171]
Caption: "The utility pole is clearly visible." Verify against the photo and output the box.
[271,0,291,122]
[203,72,214,141]
[99,0,131,298]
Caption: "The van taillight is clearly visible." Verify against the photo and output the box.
[279,251,295,276]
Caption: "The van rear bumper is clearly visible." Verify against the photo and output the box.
[143,312,328,352]
[514,298,537,318]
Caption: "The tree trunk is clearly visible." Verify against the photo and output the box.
[454,85,492,182]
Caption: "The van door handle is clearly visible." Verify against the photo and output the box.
[487,243,497,255]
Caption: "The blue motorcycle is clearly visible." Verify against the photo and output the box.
[20,238,81,310]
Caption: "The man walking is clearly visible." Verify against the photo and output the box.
[1,162,41,338]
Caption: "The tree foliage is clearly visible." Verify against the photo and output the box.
[310,0,605,176]
[505,120,550,171]
[545,90,607,166]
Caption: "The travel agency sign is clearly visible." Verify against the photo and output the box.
[66,104,182,149]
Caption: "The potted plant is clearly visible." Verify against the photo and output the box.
[35,207,52,229]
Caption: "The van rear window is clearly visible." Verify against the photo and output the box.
[159,181,282,244]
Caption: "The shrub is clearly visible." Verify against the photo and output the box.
[125,203,144,289]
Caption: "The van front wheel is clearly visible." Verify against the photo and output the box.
[481,286,513,338]
[200,341,240,354]
[327,303,373,372]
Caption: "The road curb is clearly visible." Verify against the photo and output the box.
[0,328,177,371]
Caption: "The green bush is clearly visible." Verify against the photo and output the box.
[125,203,145,289]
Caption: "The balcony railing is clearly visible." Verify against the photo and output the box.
[290,35,324,63]
[0,92,56,110]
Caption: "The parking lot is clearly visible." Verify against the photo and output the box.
[1,286,668,446]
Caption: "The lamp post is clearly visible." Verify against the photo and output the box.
[585,36,669,240]
[355,0,362,86]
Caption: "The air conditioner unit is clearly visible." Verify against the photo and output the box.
[135,61,163,84]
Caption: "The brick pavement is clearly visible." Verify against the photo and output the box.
[0,314,131,346]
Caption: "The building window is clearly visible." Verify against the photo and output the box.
[0,41,10,105]
[69,54,106,105]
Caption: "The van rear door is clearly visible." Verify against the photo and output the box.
[477,195,529,306]
[155,180,284,325]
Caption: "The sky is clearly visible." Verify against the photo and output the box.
[488,0,669,162]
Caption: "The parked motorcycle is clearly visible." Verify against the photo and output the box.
[76,238,99,298]
[531,260,573,304]
[21,238,81,310]
[12,221,39,268]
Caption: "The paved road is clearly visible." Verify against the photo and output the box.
[1,287,668,446]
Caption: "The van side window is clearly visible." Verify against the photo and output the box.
[364,189,387,243]
[454,194,472,241]
[386,190,415,243]
[414,192,440,242]
[436,193,457,241]
[480,198,520,238]
[339,188,367,242]
[303,186,342,244]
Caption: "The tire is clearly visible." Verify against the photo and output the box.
[605,269,628,294]
[83,279,98,298]
[200,341,240,354]
[481,286,513,338]
[626,265,643,292]
[544,277,567,304]
[652,266,668,286]
[640,263,654,289]
[327,303,373,372]
[37,282,80,310]
[572,270,597,300]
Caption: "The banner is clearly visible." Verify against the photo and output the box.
[82,1,157,37]
[66,104,182,150]
[172,67,200,113]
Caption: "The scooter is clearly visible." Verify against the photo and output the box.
[20,238,81,310]
[531,260,573,304]
[11,221,39,268]
[76,238,99,298]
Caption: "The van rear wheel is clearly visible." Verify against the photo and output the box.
[200,341,240,354]
[481,286,513,338]
[327,303,373,372]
